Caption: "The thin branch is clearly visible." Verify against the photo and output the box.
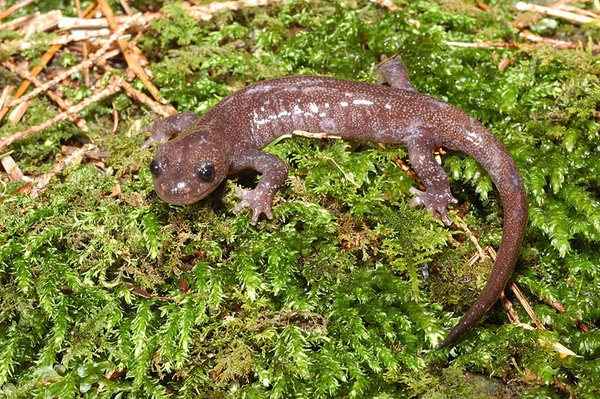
[510,282,545,329]
[516,1,599,25]
[75,0,91,87]
[0,0,34,21]
[97,0,161,102]
[0,44,62,121]
[445,32,597,51]
[391,156,426,190]
[2,61,88,131]
[0,3,97,122]
[443,40,519,49]
[1,154,29,181]
[557,3,600,19]
[456,217,487,260]
[291,130,342,140]
[0,85,13,109]
[17,9,62,34]
[500,291,521,324]
[0,11,39,31]
[5,13,138,109]
[118,0,134,16]
[0,78,122,151]
[519,30,590,49]
[184,0,291,21]
[29,144,97,198]
[9,28,117,50]
[94,56,175,117]
[118,76,175,117]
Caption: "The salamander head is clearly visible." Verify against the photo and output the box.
[149,135,229,205]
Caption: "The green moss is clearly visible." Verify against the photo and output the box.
[1,0,599,398]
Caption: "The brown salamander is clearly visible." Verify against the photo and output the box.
[144,57,528,349]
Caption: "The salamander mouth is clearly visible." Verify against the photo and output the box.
[154,189,203,206]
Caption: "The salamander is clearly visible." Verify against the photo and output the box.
[144,56,528,349]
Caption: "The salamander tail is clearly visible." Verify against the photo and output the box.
[436,125,528,349]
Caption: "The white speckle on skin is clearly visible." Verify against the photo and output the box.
[171,181,188,196]
[340,101,349,107]
[324,103,330,108]
[466,130,483,146]
[309,103,319,113]
[385,103,392,110]
[353,99,373,106]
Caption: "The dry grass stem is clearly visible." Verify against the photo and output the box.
[0,0,34,21]
[510,282,545,329]
[0,3,97,122]
[457,218,487,260]
[6,13,139,109]
[2,61,89,131]
[0,154,29,181]
[0,86,13,109]
[500,291,521,324]
[0,11,39,30]
[516,1,599,25]
[30,143,98,198]
[0,78,122,151]
[184,0,290,21]
[97,0,161,101]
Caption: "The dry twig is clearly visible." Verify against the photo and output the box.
[0,3,97,122]
[456,217,487,260]
[118,0,134,16]
[500,291,521,324]
[443,40,518,49]
[29,143,97,198]
[0,78,122,151]
[97,0,161,101]
[184,0,290,21]
[0,11,39,30]
[0,44,62,121]
[93,56,175,117]
[519,30,592,50]
[6,13,137,109]
[2,61,88,131]
[510,282,545,329]
[0,0,34,21]
[1,154,29,181]
[516,1,599,25]
[0,86,13,109]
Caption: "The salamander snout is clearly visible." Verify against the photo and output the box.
[149,139,228,206]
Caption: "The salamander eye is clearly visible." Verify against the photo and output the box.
[149,156,168,177]
[195,162,215,182]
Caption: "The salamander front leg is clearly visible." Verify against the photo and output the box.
[406,138,458,225]
[231,150,289,224]
[142,112,201,147]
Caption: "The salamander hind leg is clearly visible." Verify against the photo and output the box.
[406,138,458,225]
[373,56,417,92]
